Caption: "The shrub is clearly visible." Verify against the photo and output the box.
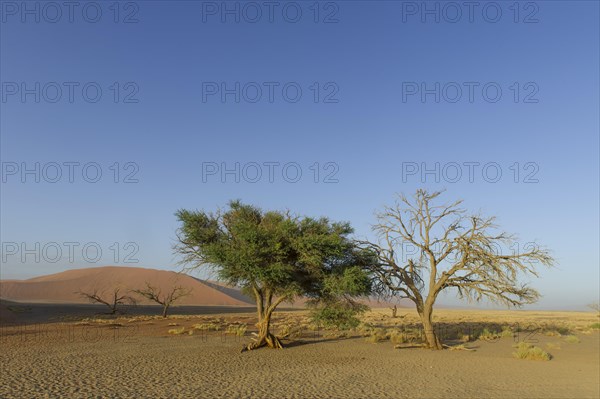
[389,331,407,345]
[541,324,572,336]
[365,329,387,344]
[168,327,186,335]
[589,323,600,329]
[193,323,220,331]
[500,326,514,338]
[478,328,500,341]
[563,335,580,344]
[226,324,247,337]
[512,342,552,361]
[275,323,292,337]
[310,301,367,330]
[357,323,375,337]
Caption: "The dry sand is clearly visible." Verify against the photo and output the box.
[1,306,599,398]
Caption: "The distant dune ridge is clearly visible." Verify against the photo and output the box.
[0,266,254,306]
[0,266,400,309]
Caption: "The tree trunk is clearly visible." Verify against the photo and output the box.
[162,304,169,318]
[391,305,397,318]
[241,309,283,352]
[419,308,442,350]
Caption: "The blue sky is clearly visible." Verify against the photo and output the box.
[1,1,598,310]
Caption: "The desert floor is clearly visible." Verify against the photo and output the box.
[1,304,599,399]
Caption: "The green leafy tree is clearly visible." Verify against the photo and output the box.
[174,200,372,351]
[309,265,371,330]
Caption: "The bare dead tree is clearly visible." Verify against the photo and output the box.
[587,302,600,317]
[133,283,192,317]
[359,189,554,350]
[77,288,137,315]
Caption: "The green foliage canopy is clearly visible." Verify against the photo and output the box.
[174,200,373,304]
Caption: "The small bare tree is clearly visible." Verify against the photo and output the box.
[133,283,191,317]
[77,288,137,315]
[359,190,554,350]
[587,302,600,317]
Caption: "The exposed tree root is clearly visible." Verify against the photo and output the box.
[241,332,284,352]
[443,344,476,351]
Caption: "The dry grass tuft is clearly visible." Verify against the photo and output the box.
[388,331,407,345]
[477,328,500,341]
[193,323,221,331]
[365,328,387,343]
[168,327,186,335]
[226,324,247,337]
[512,342,552,361]
[563,335,580,344]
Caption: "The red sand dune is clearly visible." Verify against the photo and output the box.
[0,266,401,309]
[0,266,253,306]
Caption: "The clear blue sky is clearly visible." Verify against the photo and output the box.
[1,1,598,310]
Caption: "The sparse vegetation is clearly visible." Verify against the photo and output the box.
[168,327,186,335]
[389,330,408,345]
[174,201,374,351]
[477,328,501,341]
[133,282,192,317]
[226,324,247,337]
[360,190,554,350]
[76,288,137,315]
[512,342,552,361]
[193,323,221,331]
[365,328,387,343]
[563,335,580,344]
[310,299,367,330]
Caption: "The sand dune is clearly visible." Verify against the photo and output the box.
[0,266,253,306]
[0,266,400,310]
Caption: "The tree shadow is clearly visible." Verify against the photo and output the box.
[282,336,352,348]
